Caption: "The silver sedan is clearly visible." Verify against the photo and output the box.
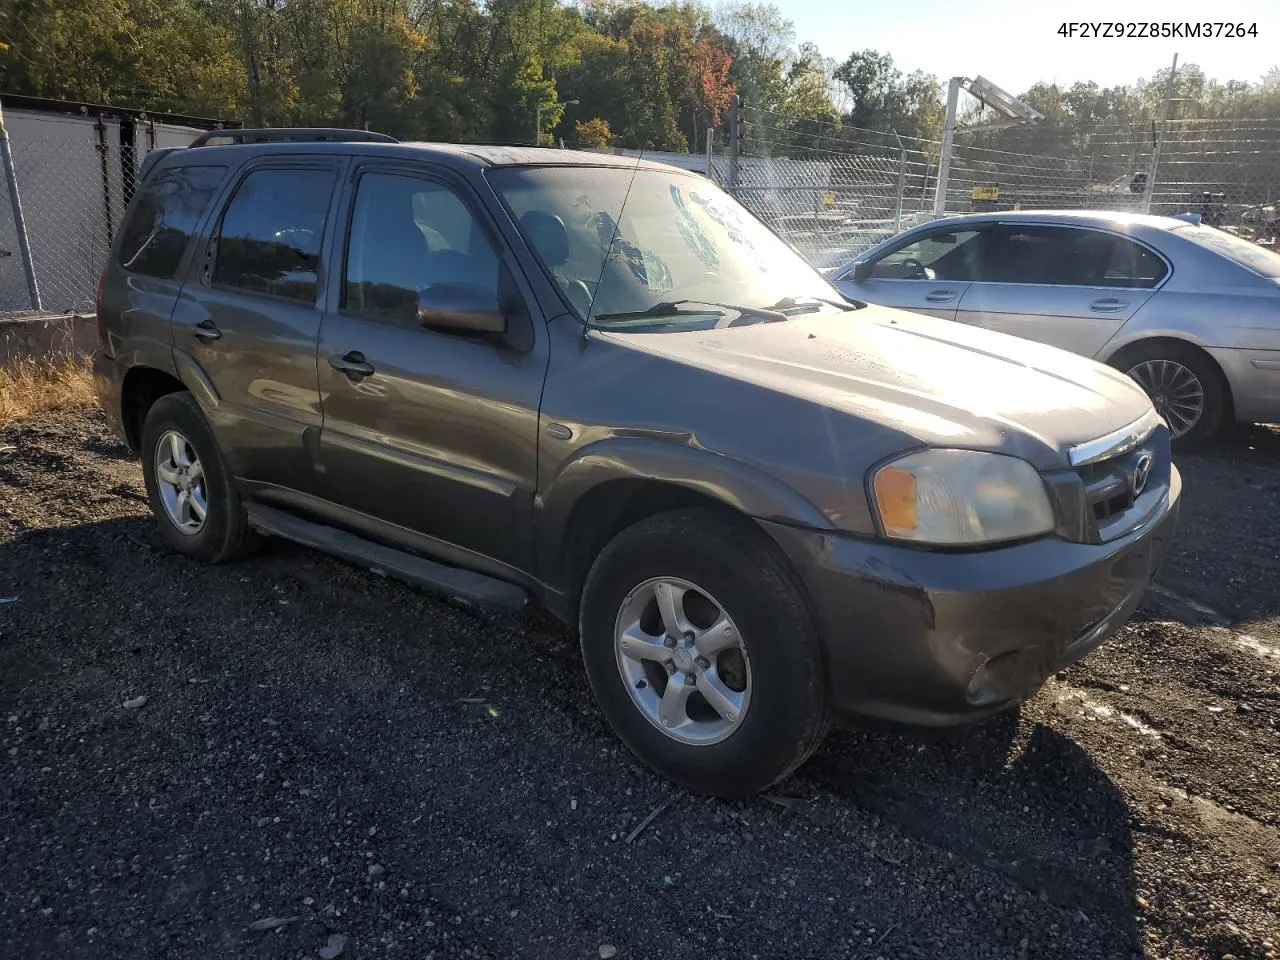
[831,210,1280,446]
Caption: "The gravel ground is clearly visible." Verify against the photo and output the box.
[1,409,1277,960]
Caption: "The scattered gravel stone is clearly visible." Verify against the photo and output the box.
[1,411,1278,960]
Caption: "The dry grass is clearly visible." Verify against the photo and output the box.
[0,356,97,426]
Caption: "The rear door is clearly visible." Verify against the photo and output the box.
[101,163,228,365]
[315,163,548,573]
[172,158,344,493]
[833,225,985,320]
[953,224,1166,356]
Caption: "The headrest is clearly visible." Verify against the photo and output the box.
[519,211,569,267]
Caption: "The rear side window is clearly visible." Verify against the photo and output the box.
[116,165,227,278]
[975,226,1167,288]
[213,168,337,303]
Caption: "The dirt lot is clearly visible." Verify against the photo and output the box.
[1,409,1277,960]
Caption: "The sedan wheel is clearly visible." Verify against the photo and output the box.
[614,576,751,745]
[1126,359,1205,440]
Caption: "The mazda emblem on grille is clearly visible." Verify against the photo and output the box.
[1131,453,1154,497]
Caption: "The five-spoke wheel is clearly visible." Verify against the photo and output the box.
[614,577,751,745]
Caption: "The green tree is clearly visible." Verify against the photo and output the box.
[574,116,614,147]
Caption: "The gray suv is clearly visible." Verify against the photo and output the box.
[93,129,1181,797]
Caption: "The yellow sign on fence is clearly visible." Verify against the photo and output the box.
[971,184,999,201]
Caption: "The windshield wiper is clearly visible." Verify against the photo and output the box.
[592,299,788,324]
[768,295,858,313]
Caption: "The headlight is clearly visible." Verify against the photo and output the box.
[871,449,1055,545]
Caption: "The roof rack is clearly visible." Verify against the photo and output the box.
[189,127,398,148]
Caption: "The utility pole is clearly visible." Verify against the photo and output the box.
[933,76,963,216]
[237,0,265,128]
[1142,52,1178,214]
[727,95,740,191]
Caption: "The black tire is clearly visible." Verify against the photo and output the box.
[579,508,829,797]
[140,391,258,563]
[1110,342,1228,450]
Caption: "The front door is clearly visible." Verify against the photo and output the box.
[834,226,985,320]
[316,165,548,573]
[953,224,1164,356]
[172,160,344,492]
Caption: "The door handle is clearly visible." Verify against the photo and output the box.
[1089,297,1129,313]
[191,318,221,341]
[329,351,375,380]
[924,289,956,303]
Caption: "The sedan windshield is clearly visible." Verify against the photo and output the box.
[489,164,844,329]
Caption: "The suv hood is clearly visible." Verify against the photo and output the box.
[600,304,1154,467]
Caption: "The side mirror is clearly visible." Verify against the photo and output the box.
[851,259,872,281]
[417,284,506,335]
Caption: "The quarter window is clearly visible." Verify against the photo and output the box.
[212,168,337,303]
[116,166,227,278]
[343,172,501,325]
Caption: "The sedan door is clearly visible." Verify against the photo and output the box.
[953,224,1166,356]
[833,226,985,320]
[315,165,548,574]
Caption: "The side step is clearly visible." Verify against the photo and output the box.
[245,504,528,611]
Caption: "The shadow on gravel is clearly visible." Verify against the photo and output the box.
[1146,421,1280,629]
[803,710,1141,953]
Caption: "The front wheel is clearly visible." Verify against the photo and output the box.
[579,509,829,797]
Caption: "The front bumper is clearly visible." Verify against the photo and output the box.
[762,465,1182,727]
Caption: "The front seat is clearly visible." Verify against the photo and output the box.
[519,211,592,317]
[350,203,432,321]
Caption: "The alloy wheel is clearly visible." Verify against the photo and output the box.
[613,577,751,745]
[1126,359,1205,439]
[154,429,208,534]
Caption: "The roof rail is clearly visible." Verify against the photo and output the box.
[189,127,398,148]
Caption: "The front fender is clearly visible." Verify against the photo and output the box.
[536,436,834,591]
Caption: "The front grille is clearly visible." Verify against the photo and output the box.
[1074,437,1168,541]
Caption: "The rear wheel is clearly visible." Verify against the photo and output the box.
[1112,342,1226,449]
[140,392,258,562]
[579,509,829,797]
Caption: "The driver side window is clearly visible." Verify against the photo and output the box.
[870,229,982,281]
[344,172,500,326]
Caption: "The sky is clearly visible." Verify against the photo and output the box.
[781,0,1280,94]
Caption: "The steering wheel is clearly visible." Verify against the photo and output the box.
[901,257,928,279]
[559,278,593,317]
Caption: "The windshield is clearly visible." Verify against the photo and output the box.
[1173,223,1280,279]
[489,165,841,329]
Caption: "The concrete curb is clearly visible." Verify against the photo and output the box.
[1,313,97,367]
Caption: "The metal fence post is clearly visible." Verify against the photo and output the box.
[933,76,963,216]
[0,101,42,312]
[1143,53,1178,215]
[892,128,906,231]
[727,95,740,194]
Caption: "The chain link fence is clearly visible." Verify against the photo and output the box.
[725,103,1280,268]
[730,107,937,268]
[0,105,223,320]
